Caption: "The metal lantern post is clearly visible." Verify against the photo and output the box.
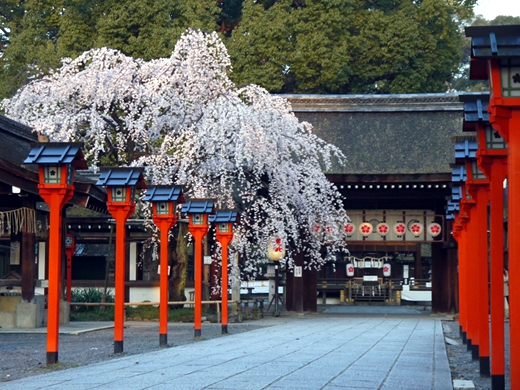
[266,237,286,317]
[143,185,184,346]
[181,200,215,337]
[461,92,508,388]
[96,167,146,354]
[466,25,520,388]
[64,233,76,303]
[24,142,87,365]
[210,210,239,334]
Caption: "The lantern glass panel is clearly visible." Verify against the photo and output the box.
[192,213,204,225]
[65,235,74,247]
[111,187,127,202]
[500,59,520,98]
[157,202,170,215]
[471,160,487,180]
[43,165,61,184]
[218,222,229,233]
[485,125,507,149]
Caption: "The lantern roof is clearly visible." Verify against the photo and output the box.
[181,200,215,214]
[458,93,489,131]
[454,137,477,161]
[24,142,87,169]
[445,200,459,220]
[465,25,520,59]
[451,166,467,183]
[96,167,146,189]
[451,185,462,201]
[209,210,239,224]
[143,185,184,203]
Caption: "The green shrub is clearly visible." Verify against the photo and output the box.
[70,288,115,321]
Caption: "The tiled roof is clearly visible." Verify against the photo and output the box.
[285,94,466,175]
[96,167,146,189]
[181,200,215,214]
[465,25,520,59]
[24,142,87,169]
[143,185,184,203]
[209,210,239,223]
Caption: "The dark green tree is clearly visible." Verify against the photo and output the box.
[227,0,476,94]
[0,0,220,100]
[96,0,219,60]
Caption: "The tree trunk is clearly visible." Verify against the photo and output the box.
[169,223,189,308]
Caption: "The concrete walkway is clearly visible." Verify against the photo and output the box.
[1,311,452,390]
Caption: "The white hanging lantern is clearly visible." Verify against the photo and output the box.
[359,222,373,237]
[383,263,391,277]
[376,222,390,237]
[393,222,406,237]
[344,223,356,237]
[267,237,285,261]
[311,224,322,235]
[409,221,423,237]
[427,222,442,237]
[346,263,355,277]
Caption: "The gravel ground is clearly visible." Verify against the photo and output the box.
[442,319,511,390]
[0,320,273,383]
[0,314,512,389]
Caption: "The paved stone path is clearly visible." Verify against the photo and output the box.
[1,313,452,389]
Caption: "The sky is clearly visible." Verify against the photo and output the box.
[474,0,520,20]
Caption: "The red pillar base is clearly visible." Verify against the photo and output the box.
[114,341,123,354]
[467,338,472,351]
[491,375,505,390]
[159,334,167,347]
[222,325,228,334]
[194,329,201,338]
[46,352,58,365]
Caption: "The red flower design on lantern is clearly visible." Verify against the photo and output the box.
[274,237,283,252]
[376,223,390,236]
[359,222,373,236]
[383,265,389,273]
[393,223,406,236]
[344,223,355,236]
[409,221,423,237]
[428,222,442,237]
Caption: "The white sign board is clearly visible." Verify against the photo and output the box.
[294,266,302,277]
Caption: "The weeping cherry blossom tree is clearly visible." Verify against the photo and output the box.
[2,29,349,292]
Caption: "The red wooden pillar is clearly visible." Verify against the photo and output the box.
[144,185,183,346]
[192,227,207,337]
[97,167,145,354]
[481,154,507,389]
[489,103,520,388]
[216,233,232,333]
[157,218,175,345]
[469,183,491,374]
[108,205,134,353]
[40,188,73,364]
[452,219,467,339]
[24,142,87,365]
[465,204,479,354]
